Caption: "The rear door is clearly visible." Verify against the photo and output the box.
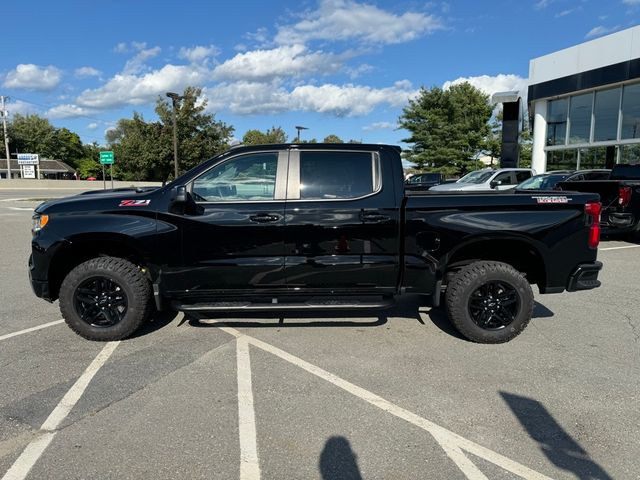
[283,148,400,294]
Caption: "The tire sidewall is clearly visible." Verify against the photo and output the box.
[60,261,146,341]
[447,263,534,343]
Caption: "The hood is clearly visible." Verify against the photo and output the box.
[430,182,490,192]
[35,188,160,214]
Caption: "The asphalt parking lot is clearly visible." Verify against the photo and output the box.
[1,191,638,480]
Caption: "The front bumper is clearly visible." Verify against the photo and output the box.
[29,254,53,301]
[566,261,602,292]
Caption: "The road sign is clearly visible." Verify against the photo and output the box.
[22,165,36,178]
[17,153,39,165]
[99,151,114,165]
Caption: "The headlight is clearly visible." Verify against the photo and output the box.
[32,214,49,233]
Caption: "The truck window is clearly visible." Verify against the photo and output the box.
[192,153,278,202]
[494,172,515,185]
[515,171,532,183]
[299,151,379,200]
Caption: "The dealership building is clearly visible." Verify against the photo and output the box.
[527,25,640,173]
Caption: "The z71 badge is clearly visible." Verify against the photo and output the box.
[119,199,151,207]
[532,196,571,204]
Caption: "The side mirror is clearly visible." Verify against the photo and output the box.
[490,180,500,189]
[174,185,187,203]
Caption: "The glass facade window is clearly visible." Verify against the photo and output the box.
[593,88,621,142]
[546,149,576,170]
[546,98,568,146]
[621,83,640,139]
[620,144,640,163]
[568,93,593,144]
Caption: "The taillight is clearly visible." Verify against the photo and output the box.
[619,186,632,207]
[585,201,601,249]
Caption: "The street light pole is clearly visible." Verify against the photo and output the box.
[295,125,309,142]
[166,92,182,179]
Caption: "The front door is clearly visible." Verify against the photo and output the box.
[172,150,289,296]
[283,149,400,294]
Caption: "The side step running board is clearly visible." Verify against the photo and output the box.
[173,298,395,312]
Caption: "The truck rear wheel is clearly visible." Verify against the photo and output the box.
[445,261,534,343]
[59,256,151,341]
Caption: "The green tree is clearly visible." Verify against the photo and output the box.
[399,83,492,176]
[242,126,287,145]
[108,86,234,181]
[323,134,343,143]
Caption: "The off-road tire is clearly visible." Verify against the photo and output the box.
[445,261,534,344]
[59,256,151,341]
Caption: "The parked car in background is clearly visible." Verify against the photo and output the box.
[558,164,640,237]
[404,172,445,191]
[429,168,535,192]
[516,170,611,191]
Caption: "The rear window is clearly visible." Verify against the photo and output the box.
[515,171,532,182]
[299,151,379,200]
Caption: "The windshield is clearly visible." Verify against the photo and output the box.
[457,170,495,184]
[408,173,441,183]
[517,174,568,190]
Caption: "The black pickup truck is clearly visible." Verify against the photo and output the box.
[29,144,603,344]
[558,163,640,238]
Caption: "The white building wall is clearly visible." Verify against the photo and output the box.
[529,26,640,85]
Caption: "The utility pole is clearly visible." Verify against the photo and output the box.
[166,92,182,179]
[1,96,10,179]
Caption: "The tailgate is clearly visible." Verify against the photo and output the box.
[557,180,620,209]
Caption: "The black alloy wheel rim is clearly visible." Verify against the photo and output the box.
[74,277,128,327]
[468,281,520,330]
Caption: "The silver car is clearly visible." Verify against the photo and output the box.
[429,168,535,192]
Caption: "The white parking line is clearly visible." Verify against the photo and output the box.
[600,244,640,251]
[204,321,553,480]
[236,337,261,480]
[1,341,119,480]
[0,320,65,342]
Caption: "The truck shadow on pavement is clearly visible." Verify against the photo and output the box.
[501,392,613,480]
[176,295,554,343]
[319,436,363,480]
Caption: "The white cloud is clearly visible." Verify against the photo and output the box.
[585,25,620,39]
[275,0,442,45]
[443,74,528,101]
[4,64,62,91]
[114,42,129,53]
[76,64,210,109]
[623,0,640,5]
[205,79,417,116]
[73,67,100,78]
[75,66,101,77]
[46,104,97,119]
[87,122,99,130]
[6,99,38,116]
[213,44,345,82]
[179,45,220,63]
[362,121,396,131]
[534,0,553,9]
[123,45,162,74]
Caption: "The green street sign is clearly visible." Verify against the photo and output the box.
[99,151,114,165]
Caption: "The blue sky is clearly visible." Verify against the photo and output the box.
[2,0,639,147]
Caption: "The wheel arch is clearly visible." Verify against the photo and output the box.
[443,236,548,290]
[47,233,151,301]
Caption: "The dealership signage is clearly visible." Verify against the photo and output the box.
[22,165,36,178]
[17,153,39,165]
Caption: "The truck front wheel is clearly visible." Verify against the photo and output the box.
[59,256,151,341]
[445,261,534,343]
